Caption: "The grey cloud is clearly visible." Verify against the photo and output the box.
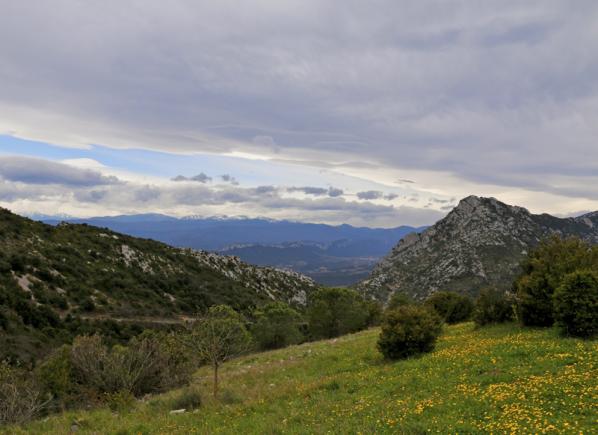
[355,191,399,201]
[0,162,444,226]
[288,186,328,196]
[288,186,345,197]
[74,189,108,202]
[2,2,598,204]
[327,187,344,197]
[0,156,120,187]
[172,173,212,183]
[357,191,383,200]
[254,185,278,195]
[220,174,239,185]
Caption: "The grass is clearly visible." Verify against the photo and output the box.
[6,322,597,434]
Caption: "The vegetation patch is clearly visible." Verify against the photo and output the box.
[5,323,596,434]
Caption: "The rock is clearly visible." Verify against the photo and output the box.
[358,195,598,302]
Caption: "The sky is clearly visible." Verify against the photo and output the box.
[1,1,598,227]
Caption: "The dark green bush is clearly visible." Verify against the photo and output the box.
[307,288,368,339]
[386,291,415,310]
[363,299,383,326]
[377,305,443,360]
[473,288,515,327]
[35,346,74,411]
[425,291,473,324]
[516,236,596,327]
[553,271,598,338]
[251,302,304,350]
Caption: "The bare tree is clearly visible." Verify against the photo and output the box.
[181,305,251,397]
[0,362,50,425]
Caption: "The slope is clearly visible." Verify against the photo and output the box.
[0,208,315,361]
[8,323,597,434]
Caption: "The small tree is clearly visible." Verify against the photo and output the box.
[516,236,596,326]
[377,305,443,360]
[183,305,251,397]
[307,288,368,339]
[425,291,473,324]
[473,288,515,326]
[553,271,598,338]
[251,302,304,350]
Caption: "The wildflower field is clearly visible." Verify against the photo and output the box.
[7,322,597,434]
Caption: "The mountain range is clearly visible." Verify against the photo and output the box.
[40,215,424,286]
[357,195,598,302]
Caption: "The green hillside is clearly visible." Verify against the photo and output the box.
[0,208,315,361]
[8,322,597,434]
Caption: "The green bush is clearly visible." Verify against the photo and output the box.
[425,291,473,324]
[35,346,74,411]
[553,271,598,338]
[307,288,368,339]
[104,390,135,413]
[363,299,383,327]
[516,236,596,327]
[170,387,202,411]
[473,288,515,327]
[377,305,443,360]
[251,302,304,350]
[386,291,415,311]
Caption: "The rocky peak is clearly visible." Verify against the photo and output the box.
[358,196,598,303]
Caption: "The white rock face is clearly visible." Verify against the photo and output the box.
[358,195,598,302]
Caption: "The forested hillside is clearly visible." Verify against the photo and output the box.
[0,208,315,361]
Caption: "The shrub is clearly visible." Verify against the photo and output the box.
[69,333,193,399]
[425,291,473,324]
[364,299,383,326]
[516,236,596,327]
[141,331,195,392]
[0,361,49,425]
[377,305,443,360]
[35,346,74,411]
[220,389,243,405]
[251,302,304,350]
[553,271,598,338]
[473,288,515,327]
[104,390,135,413]
[308,288,368,339]
[0,311,7,331]
[386,291,415,311]
[170,387,202,411]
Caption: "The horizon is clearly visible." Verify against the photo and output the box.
[7,193,593,230]
[2,2,598,226]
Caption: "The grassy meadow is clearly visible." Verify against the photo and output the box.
[6,322,597,434]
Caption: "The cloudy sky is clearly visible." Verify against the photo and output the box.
[1,1,598,227]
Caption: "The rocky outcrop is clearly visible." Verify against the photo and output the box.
[358,196,598,302]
